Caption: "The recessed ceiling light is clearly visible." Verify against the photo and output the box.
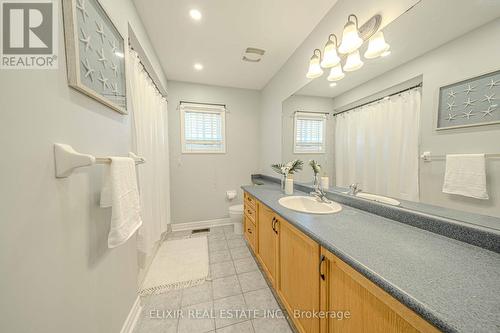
[194,63,203,71]
[329,82,337,87]
[189,9,202,21]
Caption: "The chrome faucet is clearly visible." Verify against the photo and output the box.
[310,187,331,203]
[348,183,362,195]
[310,176,331,203]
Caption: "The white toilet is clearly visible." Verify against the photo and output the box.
[229,204,244,235]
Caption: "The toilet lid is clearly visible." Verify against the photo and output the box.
[229,204,244,213]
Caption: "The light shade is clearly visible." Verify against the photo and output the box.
[306,49,323,79]
[364,31,390,59]
[327,64,345,81]
[338,17,363,54]
[320,35,340,68]
[344,50,364,72]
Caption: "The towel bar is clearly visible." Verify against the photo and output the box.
[420,151,500,162]
[54,143,145,178]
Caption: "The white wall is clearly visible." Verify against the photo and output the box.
[281,95,335,184]
[0,1,166,332]
[331,19,500,217]
[259,0,418,175]
[167,81,261,224]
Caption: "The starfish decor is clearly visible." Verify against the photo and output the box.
[481,105,496,118]
[76,0,89,22]
[98,70,109,90]
[462,109,476,119]
[79,28,92,52]
[487,78,500,89]
[96,48,108,68]
[445,113,457,122]
[81,58,94,82]
[463,97,477,108]
[464,84,476,95]
[95,21,107,43]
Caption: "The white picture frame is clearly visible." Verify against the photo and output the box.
[62,0,127,114]
[435,68,500,131]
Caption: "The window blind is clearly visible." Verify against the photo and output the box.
[294,112,326,153]
[181,103,226,153]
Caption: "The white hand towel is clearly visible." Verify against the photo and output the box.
[101,157,143,248]
[442,154,489,200]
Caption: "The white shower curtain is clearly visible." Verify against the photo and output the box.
[335,88,421,201]
[127,49,170,255]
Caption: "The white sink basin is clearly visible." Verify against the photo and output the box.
[356,192,400,206]
[278,196,342,214]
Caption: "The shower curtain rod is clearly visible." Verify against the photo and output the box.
[333,83,423,116]
[129,43,168,101]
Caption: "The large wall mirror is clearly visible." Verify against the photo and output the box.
[281,0,500,228]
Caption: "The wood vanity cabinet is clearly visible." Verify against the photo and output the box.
[277,217,321,333]
[256,202,279,287]
[244,193,439,333]
[319,248,440,333]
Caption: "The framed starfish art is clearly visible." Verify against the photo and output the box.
[436,69,500,130]
[62,0,127,114]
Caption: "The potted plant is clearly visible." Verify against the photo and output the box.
[271,159,304,193]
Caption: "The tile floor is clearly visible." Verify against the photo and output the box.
[134,225,294,333]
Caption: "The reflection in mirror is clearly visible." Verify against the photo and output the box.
[281,1,500,227]
[282,95,334,184]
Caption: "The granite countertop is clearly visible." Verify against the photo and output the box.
[242,181,500,333]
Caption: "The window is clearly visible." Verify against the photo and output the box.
[294,112,326,153]
[180,102,226,153]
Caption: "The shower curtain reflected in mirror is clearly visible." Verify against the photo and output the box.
[335,88,421,201]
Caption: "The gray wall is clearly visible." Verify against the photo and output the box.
[281,95,335,184]
[0,0,166,332]
[167,81,261,224]
[331,19,500,217]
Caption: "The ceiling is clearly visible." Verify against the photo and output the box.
[296,0,500,98]
[133,0,338,90]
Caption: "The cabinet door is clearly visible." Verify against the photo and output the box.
[257,203,278,286]
[278,219,320,333]
[320,249,440,333]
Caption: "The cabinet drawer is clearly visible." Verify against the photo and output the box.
[244,192,256,209]
[244,204,256,223]
[244,215,256,252]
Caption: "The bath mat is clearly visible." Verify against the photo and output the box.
[139,236,209,295]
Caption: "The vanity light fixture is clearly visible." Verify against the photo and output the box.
[193,63,203,70]
[338,14,363,54]
[320,34,341,68]
[327,64,345,81]
[189,9,202,21]
[306,49,324,79]
[381,50,391,57]
[306,13,386,81]
[364,31,390,59]
[344,50,364,72]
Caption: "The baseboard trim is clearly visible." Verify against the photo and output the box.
[171,218,233,232]
[120,296,142,333]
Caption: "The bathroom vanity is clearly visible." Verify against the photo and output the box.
[242,177,500,333]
